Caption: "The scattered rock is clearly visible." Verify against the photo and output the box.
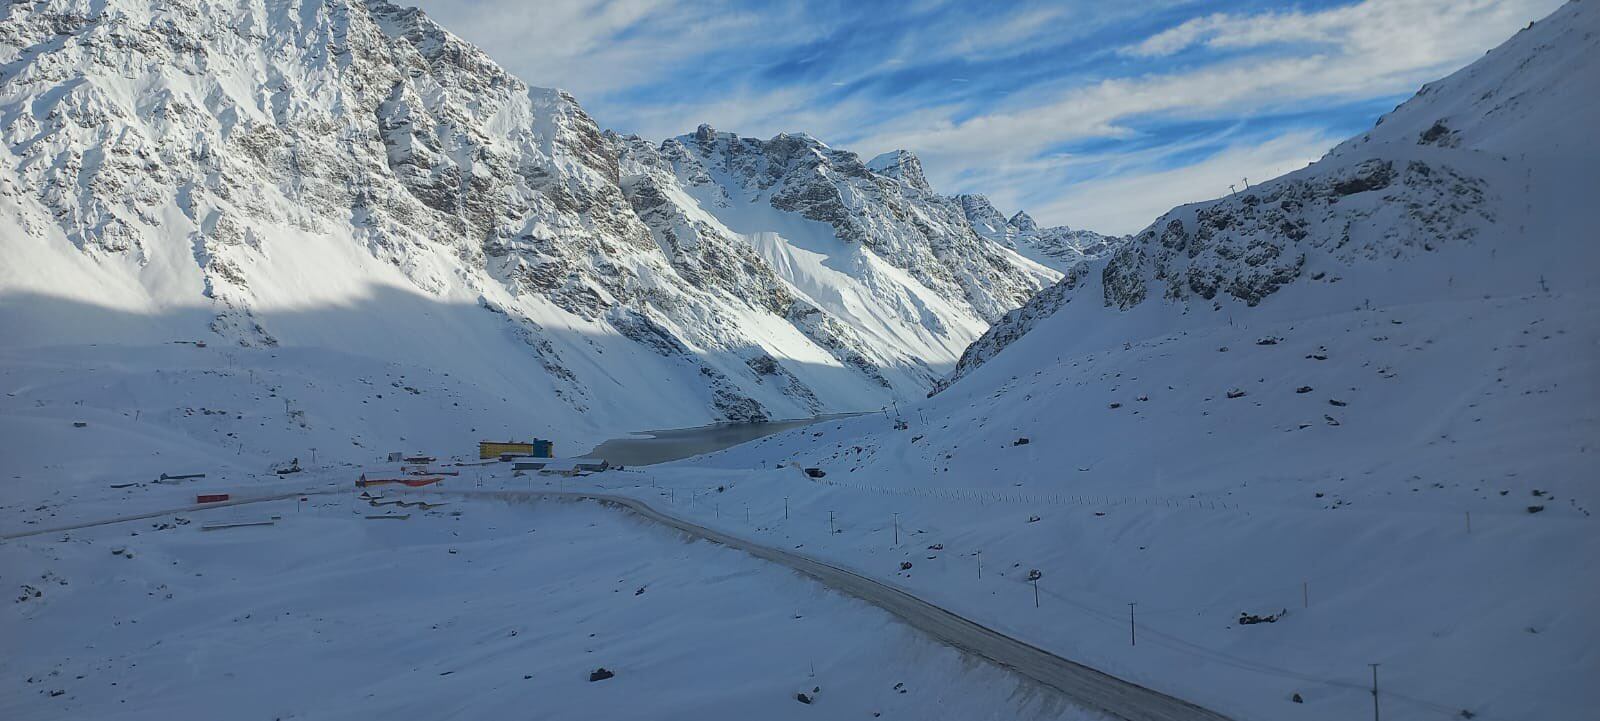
[1238,609,1286,625]
[1226,389,1248,399]
[1255,337,1280,346]
[1108,402,1122,409]
[1026,569,1043,581]
[1324,415,1341,426]
[1295,386,1313,394]
[588,667,614,682]
[1292,693,1304,704]
[1527,505,1545,514]
[1013,437,1030,446]
[899,561,913,571]
[795,692,813,704]
[1027,515,1041,523]
[1328,399,1347,407]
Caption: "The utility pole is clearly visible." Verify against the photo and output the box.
[784,496,789,520]
[1032,576,1040,608]
[745,504,749,524]
[892,512,899,546]
[976,551,982,579]
[1369,663,1381,721]
[829,510,836,535]
[311,447,317,464]
[1128,603,1137,646]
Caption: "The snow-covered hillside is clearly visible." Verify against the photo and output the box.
[646,4,1600,720]
[0,0,1069,458]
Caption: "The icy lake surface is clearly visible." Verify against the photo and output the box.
[585,413,865,465]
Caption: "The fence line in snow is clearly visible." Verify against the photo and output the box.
[804,477,1239,510]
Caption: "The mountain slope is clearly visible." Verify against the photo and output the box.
[0,0,1063,456]
[662,4,1600,721]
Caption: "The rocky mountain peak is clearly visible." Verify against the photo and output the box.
[866,149,931,193]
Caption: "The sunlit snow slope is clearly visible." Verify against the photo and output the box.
[668,4,1600,721]
[0,0,1064,460]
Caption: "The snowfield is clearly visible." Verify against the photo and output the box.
[3,1,1598,721]
[2,492,1098,720]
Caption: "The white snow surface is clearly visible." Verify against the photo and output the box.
[600,5,1600,721]
[2,489,1095,720]
[0,0,1062,459]
[2,2,1598,721]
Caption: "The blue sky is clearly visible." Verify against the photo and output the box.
[409,0,1563,234]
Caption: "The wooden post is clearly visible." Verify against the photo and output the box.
[892,512,899,546]
[1129,603,1137,646]
[784,496,789,520]
[1369,663,1381,721]
[829,510,835,535]
[976,551,982,579]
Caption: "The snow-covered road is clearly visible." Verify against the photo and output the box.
[416,489,1233,721]
[5,485,1230,720]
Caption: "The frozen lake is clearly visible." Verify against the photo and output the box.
[585,413,864,466]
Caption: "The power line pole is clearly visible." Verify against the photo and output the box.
[976,551,982,579]
[892,512,899,546]
[1369,663,1381,721]
[1128,603,1137,646]
[828,510,835,536]
[784,496,789,520]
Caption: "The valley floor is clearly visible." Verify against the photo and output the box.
[1,487,1092,721]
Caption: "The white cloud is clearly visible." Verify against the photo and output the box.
[1023,130,1339,235]
[407,0,788,99]
[1124,0,1555,59]
[403,0,1563,238]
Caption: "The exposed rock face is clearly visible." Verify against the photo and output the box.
[0,0,1078,427]
[622,124,1061,324]
[958,194,1124,271]
[1100,157,1489,311]
[931,5,1551,393]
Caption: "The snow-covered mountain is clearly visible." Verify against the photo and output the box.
[943,1,1596,391]
[677,4,1600,720]
[957,193,1123,271]
[0,0,1066,452]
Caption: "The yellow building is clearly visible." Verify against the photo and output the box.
[479,439,553,459]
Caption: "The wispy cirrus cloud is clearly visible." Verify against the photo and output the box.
[408,0,1563,234]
